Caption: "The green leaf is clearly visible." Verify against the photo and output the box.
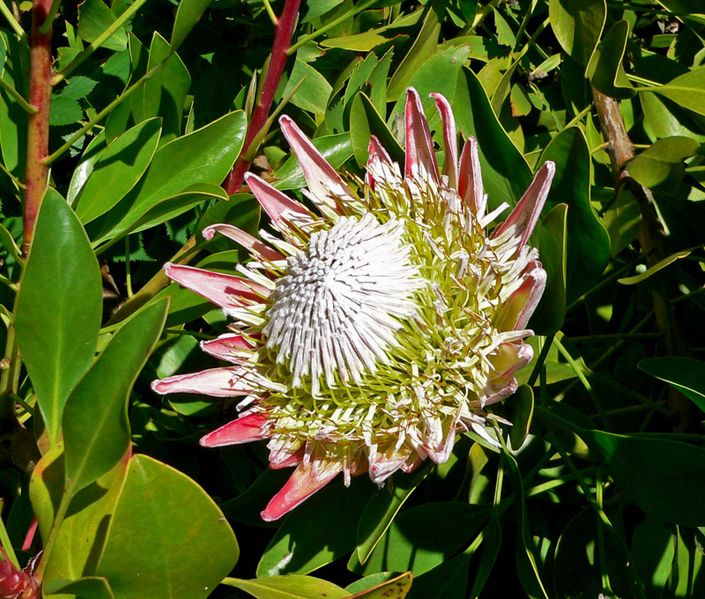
[360,503,489,576]
[15,190,102,445]
[258,479,372,576]
[539,127,610,300]
[67,132,107,205]
[649,67,705,117]
[468,517,502,597]
[349,92,404,168]
[135,111,244,202]
[78,0,128,52]
[91,110,246,244]
[283,57,332,118]
[354,467,428,565]
[389,44,470,127]
[60,76,98,101]
[75,118,162,223]
[0,221,21,262]
[137,33,191,142]
[28,446,64,548]
[590,431,705,526]
[129,183,229,235]
[49,94,82,126]
[0,31,29,176]
[321,30,392,51]
[406,553,471,599]
[638,357,705,414]
[0,34,6,73]
[454,68,531,207]
[223,575,349,599]
[387,8,440,101]
[96,455,238,598]
[31,449,130,583]
[346,572,413,598]
[627,136,700,188]
[549,0,606,66]
[531,203,567,336]
[640,87,705,141]
[630,517,674,593]
[507,385,534,451]
[45,577,115,599]
[171,0,213,52]
[63,300,168,492]
[586,20,634,99]
[303,0,344,22]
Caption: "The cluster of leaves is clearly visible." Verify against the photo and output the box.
[0,0,704,597]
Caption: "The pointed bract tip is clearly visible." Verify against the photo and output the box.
[150,379,168,395]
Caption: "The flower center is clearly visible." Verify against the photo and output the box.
[263,213,420,394]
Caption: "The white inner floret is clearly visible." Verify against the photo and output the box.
[263,213,421,395]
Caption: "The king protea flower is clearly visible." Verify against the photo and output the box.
[152,88,554,521]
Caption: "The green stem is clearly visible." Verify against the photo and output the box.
[37,0,60,33]
[0,160,24,191]
[0,78,38,114]
[0,314,19,422]
[286,0,376,55]
[53,0,149,85]
[628,73,660,87]
[553,336,592,393]
[261,0,278,26]
[564,104,594,129]
[43,60,167,165]
[0,0,25,38]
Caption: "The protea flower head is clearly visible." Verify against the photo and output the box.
[152,88,554,521]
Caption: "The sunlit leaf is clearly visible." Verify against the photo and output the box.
[96,455,238,598]
[15,190,102,445]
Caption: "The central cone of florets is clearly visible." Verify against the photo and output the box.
[263,213,421,394]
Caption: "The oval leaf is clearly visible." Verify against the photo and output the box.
[651,66,705,117]
[549,0,606,65]
[539,127,610,301]
[96,455,238,598]
[15,189,102,445]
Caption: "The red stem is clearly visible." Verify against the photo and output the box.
[22,0,53,257]
[224,0,301,194]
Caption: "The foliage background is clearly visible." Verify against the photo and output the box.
[0,0,705,597]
